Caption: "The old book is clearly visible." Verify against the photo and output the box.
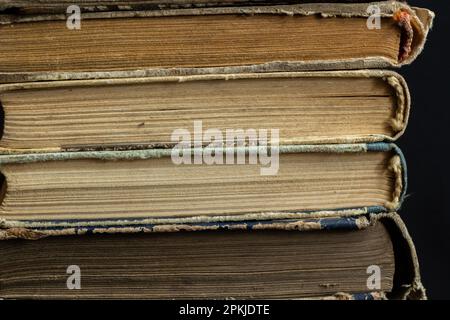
[0,213,425,300]
[0,2,433,83]
[0,143,406,226]
[0,70,409,153]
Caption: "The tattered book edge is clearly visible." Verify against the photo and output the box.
[0,208,369,232]
[0,143,407,216]
[0,69,410,151]
[0,2,434,83]
[0,212,425,300]
[370,213,426,300]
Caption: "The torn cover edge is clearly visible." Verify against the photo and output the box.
[0,212,426,300]
[0,142,407,225]
[0,69,410,153]
[0,2,434,82]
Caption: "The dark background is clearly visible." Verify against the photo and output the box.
[396,0,450,300]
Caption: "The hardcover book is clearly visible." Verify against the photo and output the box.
[0,70,409,153]
[0,213,425,300]
[0,2,433,82]
[0,143,406,229]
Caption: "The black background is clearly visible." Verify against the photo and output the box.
[397,0,450,299]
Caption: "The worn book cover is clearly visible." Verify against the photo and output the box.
[0,70,410,153]
[0,212,425,300]
[0,2,433,82]
[0,143,406,230]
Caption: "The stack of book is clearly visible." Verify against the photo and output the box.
[0,0,433,299]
